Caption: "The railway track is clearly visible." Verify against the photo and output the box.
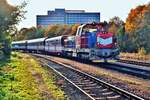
[97,62,150,79]
[34,54,144,100]
[73,57,150,79]
[29,53,150,79]
[119,59,150,67]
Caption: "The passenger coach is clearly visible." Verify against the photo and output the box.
[12,40,27,51]
[45,36,67,55]
[27,38,46,53]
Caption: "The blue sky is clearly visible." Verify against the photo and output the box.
[8,0,149,29]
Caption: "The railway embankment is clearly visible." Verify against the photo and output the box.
[0,52,66,100]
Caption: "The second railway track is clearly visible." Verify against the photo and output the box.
[33,54,144,100]
[97,62,150,79]
[119,59,150,67]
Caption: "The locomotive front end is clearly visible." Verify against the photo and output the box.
[92,32,119,62]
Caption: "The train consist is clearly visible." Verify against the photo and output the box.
[12,22,119,62]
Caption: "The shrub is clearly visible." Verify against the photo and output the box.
[138,47,147,55]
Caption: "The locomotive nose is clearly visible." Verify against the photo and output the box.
[104,52,108,56]
[102,51,110,57]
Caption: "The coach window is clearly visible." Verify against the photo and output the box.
[47,41,49,46]
[56,40,58,44]
[48,41,50,46]
[50,41,52,45]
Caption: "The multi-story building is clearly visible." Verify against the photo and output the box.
[37,8,100,27]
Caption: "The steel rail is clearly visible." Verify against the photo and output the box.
[34,54,144,100]
[119,59,150,67]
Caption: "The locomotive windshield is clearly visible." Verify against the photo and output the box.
[97,37,113,45]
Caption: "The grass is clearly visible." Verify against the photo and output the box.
[0,52,39,100]
[29,56,66,100]
[0,52,66,100]
[120,52,150,61]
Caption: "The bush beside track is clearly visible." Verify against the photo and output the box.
[0,52,66,100]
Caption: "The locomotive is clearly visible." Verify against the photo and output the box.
[12,22,119,62]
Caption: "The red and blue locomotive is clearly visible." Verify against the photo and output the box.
[64,23,119,62]
[12,22,119,62]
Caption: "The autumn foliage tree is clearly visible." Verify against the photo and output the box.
[71,24,80,35]
[108,17,124,35]
[13,24,81,41]
[125,3,150,53]
[125,4,150,33]
[44,25,59,37]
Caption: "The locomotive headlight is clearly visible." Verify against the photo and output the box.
[104,52,107,56]
[102,52,107,57]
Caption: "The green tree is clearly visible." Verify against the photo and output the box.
[35,27,45,38]
[117,27,127,51]
[0,0,26,58]
[134,25,150,53]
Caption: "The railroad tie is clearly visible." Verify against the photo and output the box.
[84,89,91,93]
[72,80,82,83]
[75,82,87,85]
[107,95,121,99]
[85,81,94,84]
[98,88,108,92]
[77,84,84,87]
[94,97,106,100]
[89,93,97,97]
[84,86,102,89]
[85,83,97,86]
[102,91,114,95]
[83,79,91,82]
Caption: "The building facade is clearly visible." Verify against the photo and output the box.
[37,8,100,27]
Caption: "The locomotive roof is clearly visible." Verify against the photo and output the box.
[83,22,108,27]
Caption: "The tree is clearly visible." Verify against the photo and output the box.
[125,5,148,33]
[134,25,150,53]
[117,27,127,52]
[108,16,124,35]
[44,25,59,37]
[35,27,45,38]
[124,3,150,53]
[0,0,26,58]
[12,27,45,40]
[71,24,80,35]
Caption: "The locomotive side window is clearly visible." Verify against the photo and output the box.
[113,37,117,43]
[77,27,81,36]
